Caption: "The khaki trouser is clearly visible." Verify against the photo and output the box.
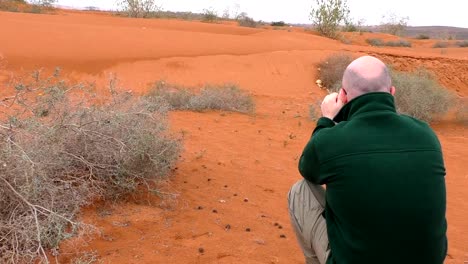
[288,180,330,264]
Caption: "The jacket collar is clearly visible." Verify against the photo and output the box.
[333,92,397,123]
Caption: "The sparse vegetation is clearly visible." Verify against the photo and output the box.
[415,34,430,40]
[0,0,55,13]
[201,8,218,23]
[236,12,257,28]
[366,38,412,47]
[309,102,321,121]
[146,81,255,113]
[0,72,182,263]
[366,38,385,46]
[317,53,354,92]
[433,41,449,48]
[309,0,350,39]
[118,0,160,18]
[380,13,409,36]
[271,21,287,27]
[392,69,454,122]
[455,40,468,47]
[385,39,412,47]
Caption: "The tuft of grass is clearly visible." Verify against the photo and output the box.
[317,53,354,92]
[146,81,255,114]
[432,41,450,48]
[392,68,455,122]
[455,40,468,48]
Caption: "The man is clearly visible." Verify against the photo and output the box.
[288,56,447,264]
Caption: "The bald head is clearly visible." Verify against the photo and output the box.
[342,56,392,100]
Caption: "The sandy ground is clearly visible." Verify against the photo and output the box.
[0,10,467,263]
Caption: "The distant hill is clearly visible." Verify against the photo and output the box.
[404,26,468,40]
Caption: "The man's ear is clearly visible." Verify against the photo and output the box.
[390,86,396,96]
[339,88,348,104]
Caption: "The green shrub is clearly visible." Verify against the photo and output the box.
[455,40,468,47]
[432,41,449,48]
[309,0,350,39]
[317,53,353,92]
[271,21,287,27]
[392,69,454,122]
[147,82,255,113]
[415,34,430,39]
[366,38,385,46]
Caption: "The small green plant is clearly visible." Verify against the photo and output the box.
[317,53,353,92]
[432,41,449,48]
[309,0,350,39]
[201,8,218,23]
[415,34,430,40]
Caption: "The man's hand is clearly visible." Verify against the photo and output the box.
[321,93,344,120]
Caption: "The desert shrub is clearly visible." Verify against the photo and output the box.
[147,82,255,113]
[380,13,409,36]
[201,8,218,23]
[392,69,454,122]
[309,102,322,121]
[0,72,181,263]
[366,38,385,46]
[271,21,286,27]
[118,0,160,18]
[236,12,257,28]
[385,39,412,47]
[455,100,468,125]
[433,41,449,48]
[366,38,411,47]
[455,40,468,47]
[415,34,430,40]
[317,53,353,92]
[309,0,350,39]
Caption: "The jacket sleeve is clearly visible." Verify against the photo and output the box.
[298,117,335,184]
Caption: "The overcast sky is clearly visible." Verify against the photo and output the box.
[56,0,467,28]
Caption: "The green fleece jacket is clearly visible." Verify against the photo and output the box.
[299,93,447,264]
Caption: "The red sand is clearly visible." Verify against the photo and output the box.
[0,10,467,263]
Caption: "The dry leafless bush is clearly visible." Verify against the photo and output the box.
[317,53,353,92]
[0,71,181,263]
[392,68,455,122]
[146,81,255,113]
